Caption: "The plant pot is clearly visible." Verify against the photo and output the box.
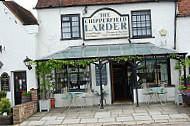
[182,95,190,104]
[39,99,50,112]
[50,98,55,109]
[21,95,31,103]
[0,115,13,125]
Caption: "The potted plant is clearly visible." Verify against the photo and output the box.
[0,98,13,125]
[39,73,55,112]
[178,84,190,105]
[21,89,33,103]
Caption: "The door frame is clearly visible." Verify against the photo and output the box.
[13,71,27,105]
[110,61,135,103]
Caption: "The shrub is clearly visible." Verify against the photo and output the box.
[0,98,11,115]
[0,91,7,100]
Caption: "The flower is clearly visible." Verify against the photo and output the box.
[30,88,34,91]
[178,84,190,96]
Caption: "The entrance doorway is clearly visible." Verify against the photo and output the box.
[112,62,133,103]
[14,71,27,105]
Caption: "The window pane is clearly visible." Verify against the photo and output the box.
[72,16,79,21]
[72,22,79,27]
[72,26,79,32]
[73,32,79,37]
[63,32,71,38]
[63,27,70,32]
[146,15,150,20]
[62,22,70,27]
[132,16,136,21]
[62,16,70,21]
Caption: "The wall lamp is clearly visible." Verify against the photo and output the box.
[23,56,32,70]
[0,61,3,69]
[0,45,5,53]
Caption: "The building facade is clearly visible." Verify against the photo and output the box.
[0,1,38,106]
[35,0,184,107]
[177,0,190,55]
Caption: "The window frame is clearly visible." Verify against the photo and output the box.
[61,14,81,40]
[131,10,152,38]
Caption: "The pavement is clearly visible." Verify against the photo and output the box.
[18,102,190,126]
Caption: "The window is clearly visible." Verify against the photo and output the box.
[61,14,81,40]
[131,10,152,38]
[137,59,169,87]
[56,65,90,92]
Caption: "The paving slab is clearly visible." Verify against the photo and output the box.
[45,120,63,125]
[133,115,152,121]
[169,113,189,119]
[56,117,65,120]
[122,121,136,125]
[27,116,42,121]
[152,115,170,120]
[154,119,169,123]
[169,118,188,123]
[40,116,58,120]
[80,118,98,123]
[20,121,29,126]
[116,116,134,121]
[27,121,45,125]
[136,120,154,125]
[149,111,162,115]
[133,113,148,116]
[95,112,110,118]
[98,117,115,123]
[62,118,81,124]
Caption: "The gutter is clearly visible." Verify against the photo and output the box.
[174,0,177,50]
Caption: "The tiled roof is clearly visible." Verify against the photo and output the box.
[177,0,190,16]
[35,0,158,9]
[2,1,38,25]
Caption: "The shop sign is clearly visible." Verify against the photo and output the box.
[83,8,129,40]
[1,72,10,91]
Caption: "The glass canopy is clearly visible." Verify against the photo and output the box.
[40,43,179,60]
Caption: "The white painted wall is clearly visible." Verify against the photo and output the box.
[37,2,176,59]
[37,1,178,106]
[177,17,190,55]
[0,2,38,106]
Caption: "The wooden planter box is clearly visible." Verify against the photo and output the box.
[182,95,190,105]
[22,95,31,103]
[0,115,13,125]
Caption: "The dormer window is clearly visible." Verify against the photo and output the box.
[61,14,81,40]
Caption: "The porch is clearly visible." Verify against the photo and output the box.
[20,102,190,125]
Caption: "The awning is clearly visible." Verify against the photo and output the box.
[38,43,182,61]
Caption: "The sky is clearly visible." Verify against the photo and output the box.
[13,0,38,17]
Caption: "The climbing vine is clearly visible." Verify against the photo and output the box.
[34,56,141,99]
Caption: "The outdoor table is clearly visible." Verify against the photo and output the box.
[145,87,166,105]
[67,92,86,109]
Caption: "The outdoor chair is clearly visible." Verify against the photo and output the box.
[158,82,168,103]
[141,83,154,104]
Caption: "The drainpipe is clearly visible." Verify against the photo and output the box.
[174,0,177,50]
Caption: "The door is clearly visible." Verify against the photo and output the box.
[112,62,133,103]
[14,71,27,105]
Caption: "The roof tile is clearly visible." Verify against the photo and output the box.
[35,0,157,9]
[3,1,38,25]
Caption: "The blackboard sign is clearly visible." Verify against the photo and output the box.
[95,64,107,86]
[1,72,9,91]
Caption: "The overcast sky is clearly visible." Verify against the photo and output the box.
[13,0,38,17]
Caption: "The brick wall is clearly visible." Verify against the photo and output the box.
[13,90,38,124]
[178,0,190,16]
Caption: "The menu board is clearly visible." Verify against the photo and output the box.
[95,64,107,86]
[1,73,9,91]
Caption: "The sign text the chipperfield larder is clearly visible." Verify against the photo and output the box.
[83,9,129,40]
